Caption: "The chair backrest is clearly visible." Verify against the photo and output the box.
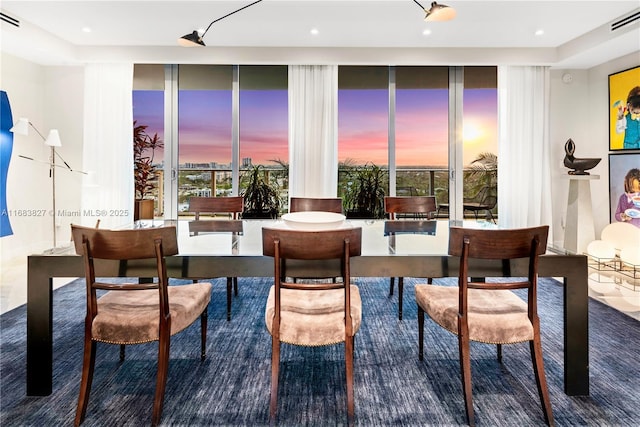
[449,225,549,317]
[71,224,178,260]
[71,224,179,317]
[384,196,437,220]
[289,197,343,214]
[449,226,548,260]
[464,186,491,203]
[480,194,497,209]
[188,196,244,220]
[262,227,360,284]
[262,227,361,262]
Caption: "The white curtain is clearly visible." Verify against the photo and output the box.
[288,65,338,198]
[497,66,553,233]
[81,63,134,228]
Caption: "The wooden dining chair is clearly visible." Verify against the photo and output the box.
[70,225,211,427]
[462,187,497,223]
[262,226,362,426]
[415,225,553,426]
[288,197,344,283]
[188,196,243,320]
[189,195,244,222]
[289,196,343,213]
[384,196,437,320]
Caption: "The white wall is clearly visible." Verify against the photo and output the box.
[549,52,639,247]
[0,52,84,267]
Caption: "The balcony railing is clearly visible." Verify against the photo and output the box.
[145,166,496,219]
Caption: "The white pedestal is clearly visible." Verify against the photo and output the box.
[564,175,599,254]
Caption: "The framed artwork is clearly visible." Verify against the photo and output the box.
[608,152,640,225]
[608,66,640,151]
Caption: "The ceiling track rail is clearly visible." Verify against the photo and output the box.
[611,10,640,32]
[0,11,20,27]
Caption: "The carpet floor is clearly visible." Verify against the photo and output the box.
[1,276,639,426]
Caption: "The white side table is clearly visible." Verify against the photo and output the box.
[564,175,599,254]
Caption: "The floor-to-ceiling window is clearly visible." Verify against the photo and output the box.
[133,64,165,217]
[238,66,288,209]
[395,66,449,201]
[337,66,389,216]
[177,65,233,213]
[462,67,498,220]
[336,65,497,219]
[170,65,288,215]
[135,64,496,219]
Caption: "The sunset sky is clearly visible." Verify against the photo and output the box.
[133,87,497,167]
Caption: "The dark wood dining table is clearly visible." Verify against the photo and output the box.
[26,219,589,397]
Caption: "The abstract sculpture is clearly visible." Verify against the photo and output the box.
[563,138,601,175]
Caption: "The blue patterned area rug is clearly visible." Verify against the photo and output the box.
[1,276,639,426]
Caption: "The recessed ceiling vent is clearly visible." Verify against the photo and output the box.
[0,11,19,27]
[611,10,640,32]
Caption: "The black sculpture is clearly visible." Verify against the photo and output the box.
[563,138,601,175]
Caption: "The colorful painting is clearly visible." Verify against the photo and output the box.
[0,91,14,237]
[609,153,640,228]
[609,66,640,151]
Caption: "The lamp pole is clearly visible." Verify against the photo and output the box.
[50,146,57,248]
[10,118,85,250]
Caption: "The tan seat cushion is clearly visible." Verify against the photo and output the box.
[265,285,362,346]
[92,282,212,344]
[415,284,534,344]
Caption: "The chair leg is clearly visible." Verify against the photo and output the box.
[233,277,239,296]
[345,335,355,427]
[269,337,280,426]
[226,277,233,321]
[487,210,496,224]
[418,306,425,361]
[201,305,208,361]
[497,343,502,362]
[74,332,96,427]
[398,277,404,320]
[458,334,475,427]
[530,336,554,426]
[119,344,125,362]
[389,277,395,296]
[152,333,170,427]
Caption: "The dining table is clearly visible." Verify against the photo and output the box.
[26,218,589,397]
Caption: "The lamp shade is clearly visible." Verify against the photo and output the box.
[425,2,456,21]
[10,117,30,135]
[178,30,205,47]
[178,0,263,47]
[44,129,62,147]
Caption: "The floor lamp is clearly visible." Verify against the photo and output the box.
[10,117,85,249]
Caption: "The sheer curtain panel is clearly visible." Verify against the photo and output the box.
[82,63,134,228]
[497,66,553,235]
[288,65,338,198]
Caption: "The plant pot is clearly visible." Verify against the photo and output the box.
[134,199,154,220]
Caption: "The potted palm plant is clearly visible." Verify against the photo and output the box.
[240,164,281,219]
[342,163,387,219]
[133,121,163,220]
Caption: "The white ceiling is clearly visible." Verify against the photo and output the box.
[1,0,639,68]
